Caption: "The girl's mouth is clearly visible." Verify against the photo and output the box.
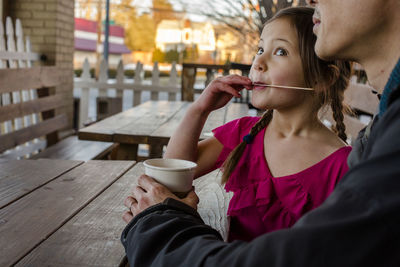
[252,82,269,91]
[312,13,321,34]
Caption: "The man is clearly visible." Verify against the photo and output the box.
[121,1,400,266]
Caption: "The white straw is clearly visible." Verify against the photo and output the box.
[252,83,314,91]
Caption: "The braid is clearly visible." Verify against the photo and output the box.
[327,62,352,143]
[331,94,347,142]
[221,110,273,184]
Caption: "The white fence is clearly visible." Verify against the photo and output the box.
[0,17,45,158]
[74,58,180,128]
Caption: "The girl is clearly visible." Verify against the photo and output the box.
[164,7,352,242]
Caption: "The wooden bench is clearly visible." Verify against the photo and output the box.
[0,17,115,161]
[0,66,116,160]
[321,77,379,144]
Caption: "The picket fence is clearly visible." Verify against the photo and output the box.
[0,17,45,158]
[74,58,180,128]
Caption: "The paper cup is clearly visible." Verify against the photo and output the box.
[143,158,197,195]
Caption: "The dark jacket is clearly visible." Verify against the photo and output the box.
[121,86,400,267]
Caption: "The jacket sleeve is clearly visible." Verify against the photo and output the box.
[121,100,400,267]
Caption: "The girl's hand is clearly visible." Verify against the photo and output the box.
[194,75,252,114]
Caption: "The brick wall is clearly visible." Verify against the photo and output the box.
[8,0,75,129]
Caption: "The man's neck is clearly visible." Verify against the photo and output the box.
[359,13,400,92]
[362,53,400,93]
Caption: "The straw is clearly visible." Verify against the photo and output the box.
[252,83,314,91]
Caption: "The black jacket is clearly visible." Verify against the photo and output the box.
[121,86,400,267]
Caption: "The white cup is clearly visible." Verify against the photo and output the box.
[143,158,197,196]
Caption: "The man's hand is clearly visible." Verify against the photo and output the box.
[122,174,199,223]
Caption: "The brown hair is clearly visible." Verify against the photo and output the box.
[221,7,352,184]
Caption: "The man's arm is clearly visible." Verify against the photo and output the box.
[121,176,399,267]
[121,100,400,267]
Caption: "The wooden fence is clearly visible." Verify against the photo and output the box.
[74,58,180,128]
[0,17,46,158]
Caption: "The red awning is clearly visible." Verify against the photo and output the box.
[75,18,126,38]
[75,38,131,54]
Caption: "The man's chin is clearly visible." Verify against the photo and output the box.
[314,43,339,61]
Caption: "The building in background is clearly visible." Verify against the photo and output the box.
[74,18,131,69]
[214,24,247,64]
[155,19,216,64]
[155,18,248,64]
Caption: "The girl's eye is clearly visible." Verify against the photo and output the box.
[256,47,264,55]
[275,48,288,56]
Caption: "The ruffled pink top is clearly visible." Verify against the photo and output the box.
[212,117,352,242]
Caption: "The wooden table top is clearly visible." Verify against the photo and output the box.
[0,159,230,266]
[78,100,251,146]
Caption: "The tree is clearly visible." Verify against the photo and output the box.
[112,2,156,52]
[112,0,178,53]
[152,48,165,62]
[152,0,179,26]
[165,49,180,63]
[129,13,156,52]
[176,0,308,50]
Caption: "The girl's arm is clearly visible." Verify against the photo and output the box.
[164,104,222,177]
[164,75,252,178]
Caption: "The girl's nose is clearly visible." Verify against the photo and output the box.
[253,58,267,72]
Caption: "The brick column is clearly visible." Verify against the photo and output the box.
[9,0,75,129]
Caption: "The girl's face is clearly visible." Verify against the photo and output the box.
[249,18,309,111]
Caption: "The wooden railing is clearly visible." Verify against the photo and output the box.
[74,58,179,128]
[181,62,251,102]
[0,17,47,158]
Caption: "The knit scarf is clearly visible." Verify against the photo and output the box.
[379,57,400,117]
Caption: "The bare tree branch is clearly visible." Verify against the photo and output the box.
[174,0,305,50]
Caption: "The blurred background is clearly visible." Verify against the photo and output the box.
[73,0,308,72]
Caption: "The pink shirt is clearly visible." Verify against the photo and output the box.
[212,117,352,242]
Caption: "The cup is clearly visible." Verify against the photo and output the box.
[143,158,197,197]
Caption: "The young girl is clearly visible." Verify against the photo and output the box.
[164,7,352,242]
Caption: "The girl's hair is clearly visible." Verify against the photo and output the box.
[221,6,352,184]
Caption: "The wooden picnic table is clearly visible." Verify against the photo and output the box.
[0,159,230,266]
[78,100,252,160]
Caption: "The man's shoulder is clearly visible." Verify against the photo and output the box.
[369,93,400,148]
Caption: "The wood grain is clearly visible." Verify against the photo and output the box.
[10,163,231,266]
[0,66,61,93]
[16,161,141,267]
[150,101,191,145]
[79,101,185,143]
[79,101,252,160]
[0,114,68,153]
[114,101,186,144]
[0,94,64,123]
[0,160,135,267]
[0,159,82,209]
[32,136,116,161]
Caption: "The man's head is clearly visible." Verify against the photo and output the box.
[307,0,397,62]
